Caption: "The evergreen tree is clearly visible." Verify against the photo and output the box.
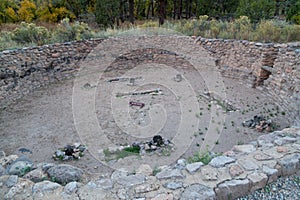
[237,0,276,22]
[95,0,119,28]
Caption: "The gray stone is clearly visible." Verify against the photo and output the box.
[23,168,47,183]
[233,144,256,153]
[262,165,279,183]
[215,179,250,200]
[0,164,5,176]
[163,181,183,190]
[32,180,61,194]
[7,160,34,176]
[0,155,18,168]
[136,164,152,176]
[117,174,145,187]
[111,168,128,181]
[181,183,216,200]
[177,159,187,166]
[238,158,259,171]
[156,168,184,180]
[117,188,129,199]
[274,136,297,146]
[209,156,235,168]
[38,162,56,172]
[201,165,218,181]
[278,153,300,176]
[247,172,268,192]
[135,183,160,194]
[186,162,204,174]
[96,178,113,189]
[0,151,5,158]
[6,175,18,187]
[47,164,84,184]
[64,181,79,194]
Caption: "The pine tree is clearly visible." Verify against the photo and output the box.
[95,0,119,28]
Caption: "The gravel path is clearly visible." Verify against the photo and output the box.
[238,174,300,200]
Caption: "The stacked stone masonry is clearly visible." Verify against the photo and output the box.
[0,37,299,124]
[0,127,299,199]
[195,38,300,125]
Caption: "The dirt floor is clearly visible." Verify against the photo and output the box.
[0,60,291,178]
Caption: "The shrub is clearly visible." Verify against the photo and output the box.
[52,18,93,42]
[12,22,50,45]
[0,31,19,51]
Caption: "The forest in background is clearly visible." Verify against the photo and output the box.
[0,0,300,51]
[1,0,300,27]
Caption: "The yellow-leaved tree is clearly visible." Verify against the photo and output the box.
[18,0,36,22]
[5,7,18,23]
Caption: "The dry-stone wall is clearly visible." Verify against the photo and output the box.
[195,38,300,125]
[0,37,300,199]
[1,37,299,124]
[0,127,299,199]
[0,39,104,108]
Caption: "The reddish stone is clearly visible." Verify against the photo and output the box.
[229,164,244,177]
[277,146,288,153]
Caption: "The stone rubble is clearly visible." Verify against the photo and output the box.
[0,127,299,199]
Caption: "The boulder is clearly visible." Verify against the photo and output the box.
[47,164,84,185]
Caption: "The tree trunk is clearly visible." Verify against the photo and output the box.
[178,0,182,19]
[173,0,177,20]
[159,0,166,25]
[129,0,134,24]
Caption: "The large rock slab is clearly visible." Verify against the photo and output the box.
[215,179,250,200]
[233,144,256,153]
[209,156,235,168]
[32,180,62,194]
[156,168,184,180]
[47,164,84,184]
[278,153,300,176]
[186,162,204,174]
[116,174,145,187]
[181,183,216,200]
[247,172,268,192]
[6,157,34,176]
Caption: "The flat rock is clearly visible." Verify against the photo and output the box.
[163,181,183,190]
[135,183,160,194]
[96,178,113,189]
[7,160,34,176]
[186,162,204,174]
[215,179,250,199]
[156,168,184,180]
[47,164,84,184]
[111,168,128,181]
[229,164,244,177]
[0,164,6,176]
[64,181,80,195]
[117,174,145,187]
[23,168,47,182]
[6,175,18,188]
[262,165,279,183]
[151,193,174,200]
[233,144,256,153]
[238,158,259,171]
[253,153,273,161]
[32,180,62,194]
[136,164,153,176]
[209,156,235,168]
[278,153,300,176]
[201,165,218,181]
[274,136,297,146]
[247,172,268,192]
[181,183,216,200]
